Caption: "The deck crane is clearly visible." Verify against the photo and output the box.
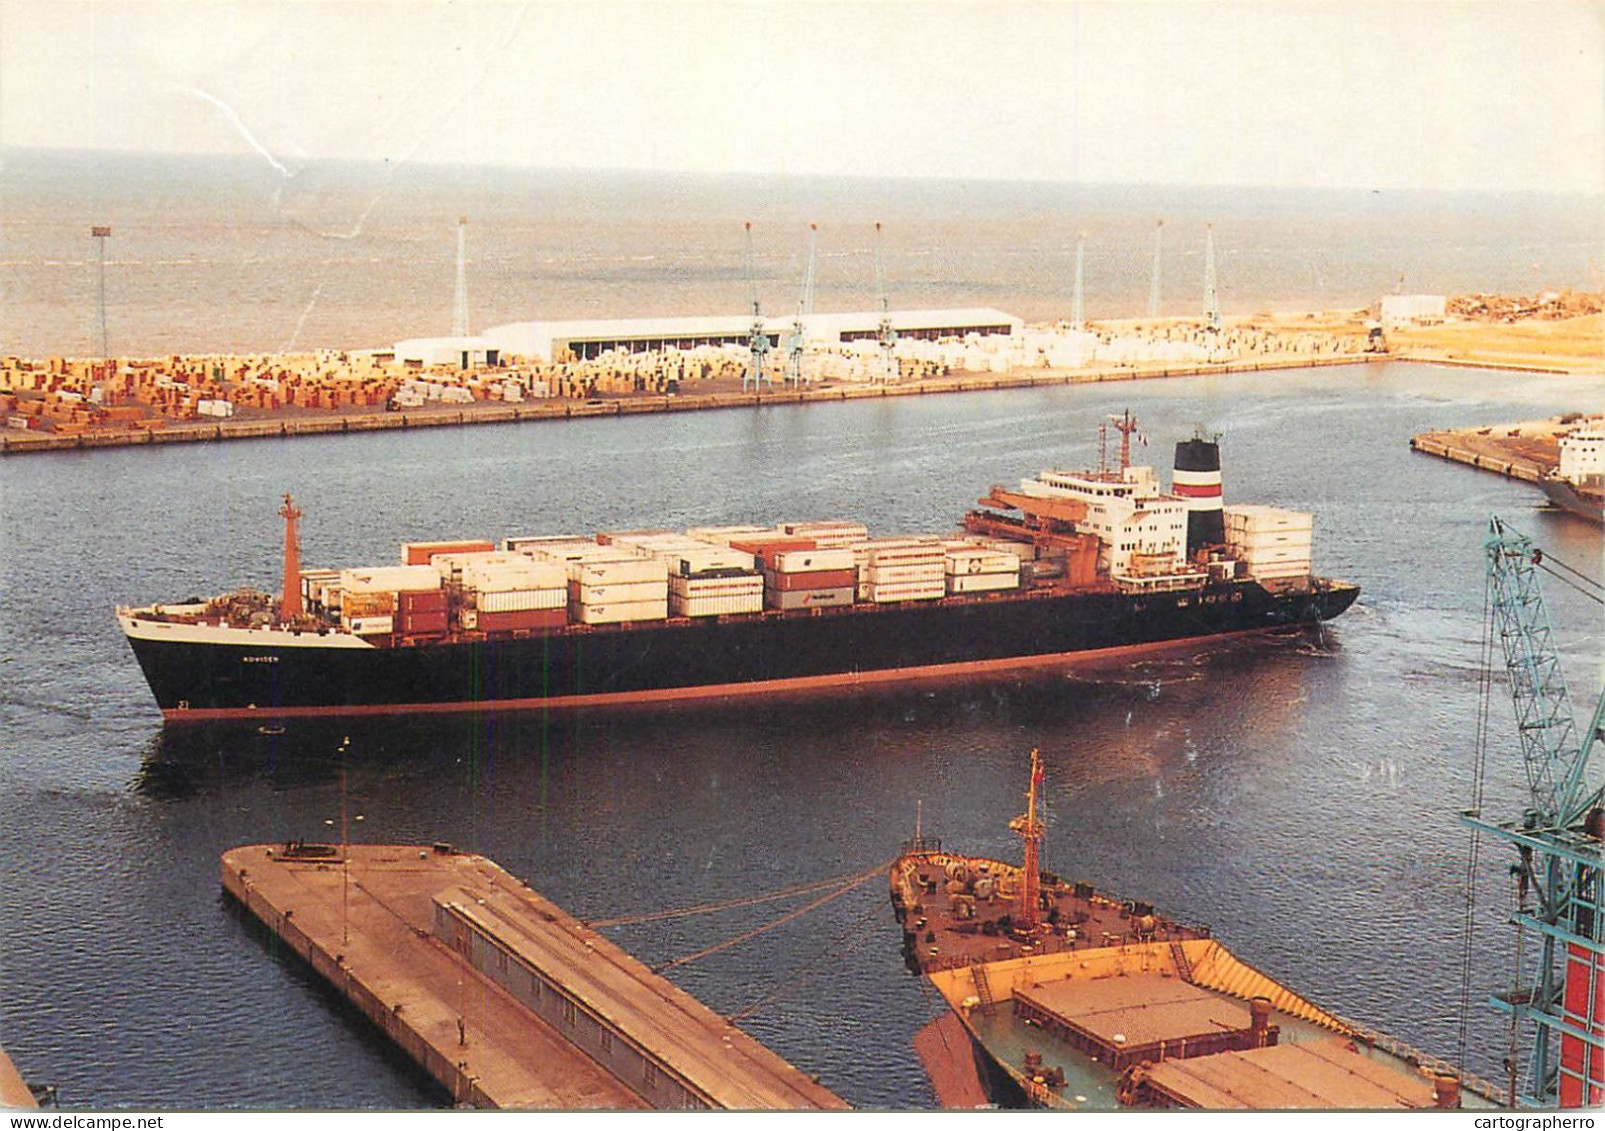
[742,222,771,392]
[1463,517,1604,1108]
[786,224,817,388]
[873,222,898,384]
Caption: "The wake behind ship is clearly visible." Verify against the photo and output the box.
[119,415,1358,722]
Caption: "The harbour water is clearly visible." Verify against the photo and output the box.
[1,363,1601,1108]
[0,153,1602,1109]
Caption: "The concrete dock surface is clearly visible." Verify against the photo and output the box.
[221,842,846,1110]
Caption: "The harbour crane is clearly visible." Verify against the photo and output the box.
[1203,223,1221,335]
[873,222,898,384]
[1462,518,1604,1108]
[786,224,817,388]
[742,222,771,392]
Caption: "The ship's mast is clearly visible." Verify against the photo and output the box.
[1010,748,1046,931]
[279,494,303,623]
[1111,409,1145,474]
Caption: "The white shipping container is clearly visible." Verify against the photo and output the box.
[864,562,947,585]
[571,579,670,605]
[947,572,1020,594]
[567,557,668,586]
[346,615,395,635]
[477,588,568,613]
[1245,563,1312,580]
[771,548,856,573]
[670,592,765,618]
[572,598,670,625]
[864,581,945,603]
[944,548,1021,574]
[673,547,757,575]
[340,565,442,595]
[1224,505,1314,534]
[463,559,568,593]
[782,521,870,547]
[767,587,856,610]
[506,535,595,554]
[685,524,777,545]
[970,538,1036,561]
[1231,533,1314,555]
[669,575,764,597]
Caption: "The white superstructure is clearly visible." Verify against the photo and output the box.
[1557,426,1605,487]
[1016,464,1191,582]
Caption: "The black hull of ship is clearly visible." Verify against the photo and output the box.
[126,579,1359,722]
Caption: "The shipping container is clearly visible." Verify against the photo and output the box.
[395,610,449,635]
[670,591,765,618]
[346,615,394,635]
[399,589,449,613]
[477,608,568,632]
[477,588,568,613]
[944,548,1021,575]
[343,591,397,618]
[863,562,946,585]
[569,579,671,605]
[770,547,856,573]
[684,524,777,545]
[341,565,442,595]
[595,528,677,546]
[505,535,595,554]
[462,558,568,593]
[572,598,670,625]
[766,586,856,610]
[946,572,1020,594]
[401,539,494,566]
[566,557,667,587]
[763,568,857,592]
[669,574,764,597]
[863,581,945,603]
[728,537,818,566]
[781,520,870,547]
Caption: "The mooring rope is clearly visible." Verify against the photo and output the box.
[586,861,890,929]
[652,859,893,974]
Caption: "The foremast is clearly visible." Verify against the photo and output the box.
[1009,748,1047,931]
[279,494,303,624]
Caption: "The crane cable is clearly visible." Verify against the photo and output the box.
[1534,556,1605,606]
[648,859,894,974]
[586,862,887,929]
[1456,558,1497,1088]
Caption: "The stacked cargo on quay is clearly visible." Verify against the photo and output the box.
[118,414,1359,721]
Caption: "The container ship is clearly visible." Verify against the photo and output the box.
[119,414,1358,722]
[890,751,1500,1110]
[1540,424,1604,525]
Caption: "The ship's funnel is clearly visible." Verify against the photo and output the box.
[1174,436,1225,554]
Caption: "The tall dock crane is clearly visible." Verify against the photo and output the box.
[742,222,771,392]
[873,222,898,384]
[1463,518,1604,1107]
[786,224,817,388]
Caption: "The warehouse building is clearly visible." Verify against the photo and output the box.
[481,309,1023,363]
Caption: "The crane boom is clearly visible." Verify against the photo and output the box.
[874,222,898,384]
[743,222,770,392]
[1464,517,1604,1108]
[787,224,817,387]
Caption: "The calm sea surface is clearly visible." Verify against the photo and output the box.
[0,153,1602,1111]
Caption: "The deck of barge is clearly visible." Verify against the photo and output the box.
[221,842,845,1110]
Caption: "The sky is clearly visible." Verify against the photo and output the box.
[0,0,1601,194]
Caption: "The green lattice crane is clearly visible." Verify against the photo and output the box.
[1463,517,1604,1107]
